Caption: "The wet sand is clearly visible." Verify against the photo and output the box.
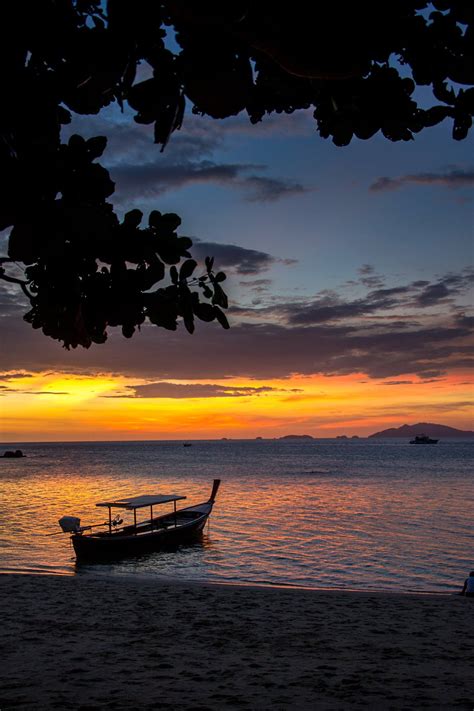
[1,573,473,710]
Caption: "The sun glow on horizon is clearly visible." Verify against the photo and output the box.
[0,368,472,442]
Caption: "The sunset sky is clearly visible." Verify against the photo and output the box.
[1,77,473,441]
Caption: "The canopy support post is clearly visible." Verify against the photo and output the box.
[134,508,137,533]
[150,505,153,529]
[174,500,177,527]
[108,507,112,534]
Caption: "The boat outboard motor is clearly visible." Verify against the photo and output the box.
[59,516,81,533]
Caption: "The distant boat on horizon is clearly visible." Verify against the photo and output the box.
[183,443,193,447]
[410,434,439,444]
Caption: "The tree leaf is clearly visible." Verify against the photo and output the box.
[179,259,197,280]
[161,213,182,231]
[170,266,178,284]
[86,136,108,159]
[212,283,228,309]
[123,209,143,228]
[214,306,230,329]
[149,210,162,228]
[193,302,216,322]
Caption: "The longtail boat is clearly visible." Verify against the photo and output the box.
[59,479,220,561]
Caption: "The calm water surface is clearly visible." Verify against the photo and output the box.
[0,439,472,592]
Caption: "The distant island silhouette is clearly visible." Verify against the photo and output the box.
[278,434,314,440]
[2,449,25,458]
[369,423,474,439]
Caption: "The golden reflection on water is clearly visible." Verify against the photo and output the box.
[0,440,472,591]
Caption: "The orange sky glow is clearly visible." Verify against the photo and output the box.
[1,370,472,442]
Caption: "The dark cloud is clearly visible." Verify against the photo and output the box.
[64,114,310,205]
[64,114,222,165]
[284,286,411,325]
[1,267,472,382]
[238,175,310,202]
[28,391,70,395]
[279,271,474,326]
[111,160,255,199]
[0,371,33,380]
[111,382,280,398]
[416,283,451,306]
[192,241,296,275]
[455,314,474,328]
[415,270,474,306]
[65,108,314,158]
[360,275,385,289]
[416,370,446,380]
[370,168,474,192]
[0,286,28,319]
[110,160,309,204]
[185,110,314,139]
[239,279,273,293]
[383,380,414,385]
[1,309,471,382]
[355,266,385,289]
[358,264,375,275]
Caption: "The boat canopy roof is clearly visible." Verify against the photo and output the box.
[96,494,187,510]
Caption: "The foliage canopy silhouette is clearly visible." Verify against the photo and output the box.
[1,1,472,348]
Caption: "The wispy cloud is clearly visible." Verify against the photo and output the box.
[0,371,33,381]
[109,382,289,398]
[280,269,474,325]
[110,161,309,204]
[238,175,310,202]
[1,268,472,382]
[1,316,472,382]
[192,241,297,275]
[63,113,311,205]
[370,168,474,192]
[356,264,385,289]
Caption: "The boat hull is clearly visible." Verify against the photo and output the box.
[72,504,211,561]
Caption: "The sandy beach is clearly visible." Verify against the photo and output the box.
[1,574,473,710]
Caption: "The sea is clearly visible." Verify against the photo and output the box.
[0,439,472,593]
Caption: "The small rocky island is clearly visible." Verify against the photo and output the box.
[278,434,314,440]
[3,449,25,458]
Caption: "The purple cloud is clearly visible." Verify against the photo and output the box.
[110,160,309,204]
[192,241,297,275]
[1,268,472,382]
[370,168,474,192]
[63,113,311,205]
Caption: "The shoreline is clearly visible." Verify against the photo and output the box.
[1,572,472,710]
[0,569,460,597]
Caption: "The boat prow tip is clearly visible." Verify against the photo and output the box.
[209,479,221,503]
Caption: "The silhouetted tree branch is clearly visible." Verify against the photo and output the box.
[0,1,472,348]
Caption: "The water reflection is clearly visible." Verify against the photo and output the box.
[0,439,472,591]
[75,535,212,577]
